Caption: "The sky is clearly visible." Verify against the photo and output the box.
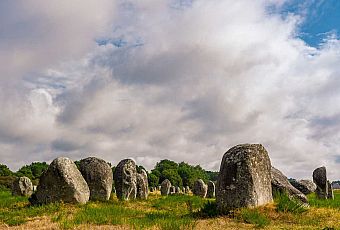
[1,0,340,180]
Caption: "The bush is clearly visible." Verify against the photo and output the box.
[274,192,307,214]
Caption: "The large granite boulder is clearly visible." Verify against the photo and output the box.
[216,144,273,211]
[313,166,328,199]
[12,177,33,196]
[161,179,171,196]
[271,167,308,204]
[114,159,137,201]
[327,181,334,200]
[136,169,148,200]
[29,157,90,205]
[193,179,207,198]
[289,179,316,195]
[207,181,215,198]
[79,157,113,201]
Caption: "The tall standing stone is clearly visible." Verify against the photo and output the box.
[29,157,90,205]
[193,179,208,198]
[216,144,273,211]
[271,167,308,204]
[313,166,328,199]
[207,181,215,198]
[12,177,33,197]
[114,159,137,201]
[136,169,148,200]
[79,157,113,201]
[327,180,334,200]
[161,179,171,196]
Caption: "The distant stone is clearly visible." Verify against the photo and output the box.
[29,157,90,205]
[161,179,171,196]
[79,157,113,201]
[207,181,215,198]
[158,186,161,191]
[327,180,334,200]
[271,167,308,204]
[193,179,207,198]
[290,179,316,195]
[216,144,273,211]
[12,177,33,197]
[175,186,181,194]
[313,166,328,199]
[170,186,176,195]
[136,169,148,200]
[185,186,190,194]
[114,159,137,201]
[150,187,154,192]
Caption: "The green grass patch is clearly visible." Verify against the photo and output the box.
[238,208,270,228]
[274,192,308,214]
[308,190,340,209]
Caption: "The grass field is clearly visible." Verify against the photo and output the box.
[0,189,339,229]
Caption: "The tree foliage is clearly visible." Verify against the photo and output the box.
[16,162,49,180]
[0,164,13,176]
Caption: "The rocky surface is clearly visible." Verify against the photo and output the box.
[161,179,171,196]
[193,179,207,198]
[136,169,148,199]
[207,181,215,198]
[12,177,33,196]
[114,159,137,201]
[313,166,328,199]
[290,179,316,195]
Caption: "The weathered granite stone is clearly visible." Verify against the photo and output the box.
[216,144,273,211]
[161,179,171,196]
[271,167,308,204]
[313,166,328,199]
[114,159,137,201]
[175,186,181,194]
[29,157,90,205]
[136,169,148,200]
[207,181,215,198]
[290,179,316,195]
[193,179,207,198]
[79,157,113,201]
[327,180,334,200]
[12,177,33,196]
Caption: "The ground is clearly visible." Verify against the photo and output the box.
[0,190,339,229]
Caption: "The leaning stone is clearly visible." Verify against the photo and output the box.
[216,144,273,211]
[136,169,148,200]
[114,159,137,201]
[79,157,113,201]
[327,181,334,200]
[313,166,328,199]
[271,167,308,204]
[207,181,215,198]
[12,177,33,197]
[29,157,90,205]
[161,179,171,196]
[193,179,207,198]
[289,179,316,195]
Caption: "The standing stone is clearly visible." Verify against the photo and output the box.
[271,167,308,204]
[161,179,171,196]
[136,169,148,200]
[79,157,113,201]
[207,181,215,198]
[313,166,328,199]
[12,177,33,196]
[289,179,317,195]
[193,179,208,198]
[327,181,334,200]
[114,159,137,201]
[158,186,161,191]
[150,187,154,192]
[170,186,176,195]
[185,186,190,194]
[175,186,181,194]
[216,144,273,211]
[29,157,90,205]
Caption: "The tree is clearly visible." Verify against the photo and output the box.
[0,164,13,176]
[16,162,49,180]
[148,173,159,187]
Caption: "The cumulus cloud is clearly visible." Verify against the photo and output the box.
[1,0,340,180]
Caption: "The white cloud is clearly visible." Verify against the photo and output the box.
[1,0,340,180]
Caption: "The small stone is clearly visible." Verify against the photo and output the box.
[313,166,328,199]
[193,179,207,198]
[327,180,334,200]
[161,179,171,196]
[136,169,148,200]
[12,177,33,197]
[206,181,215,198]
[114,159,137,201]
[170,186,176,195]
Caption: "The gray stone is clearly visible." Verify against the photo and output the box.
[161,179,171,196]
[114,159,137,201]
[136,169,148,200]
[313,166,328,199]
[170,186,176,195]
[175,186,181,194]
[327,180,334,200]
[185,186,190,194]
[29,157,90,205]
[271,167,308,204]
[216,144,273,211]
[193,179,207,198]
[12,177,33,196]
[79,157,113,201]
[207,181,215,198]
[290,179,316,195]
